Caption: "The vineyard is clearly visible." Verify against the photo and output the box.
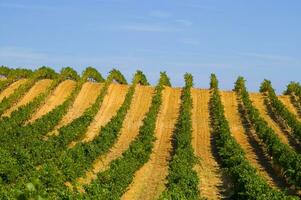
[1,66,301,200]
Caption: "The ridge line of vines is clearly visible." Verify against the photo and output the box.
[0,83,82,195]
[159,73,201,200]
[235,76,301,190]
[261,80,301,145]
[0,68,85,196]
[26,69,127,167]
[0,67,80,146]
[210,74,293,199]
[25,67,109,166]
[0,66,32,93]
[45,70,140,184]
[9,69,129,199]
[78,72,170,199]
[0,67,58,117]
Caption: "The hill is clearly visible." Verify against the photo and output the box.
[0,66,301,199]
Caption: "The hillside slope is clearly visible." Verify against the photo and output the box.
[3,79,53,116]
[1,75,300,199]
[0,79,28,101]
[121,87,181,200]
[77,85,154,186]
[191,89,226,199]
[220,91,284,189]
[28,80,76,123]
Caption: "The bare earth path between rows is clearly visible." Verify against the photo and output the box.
[70,83,128,146]
[77,85,153,186]
[3,79,53,117]
[51,82,103,135]
[191,89,225,199]
[279,95,301,121]
[249,93,290,145]
[28,80,76,123]
[121,87,181,200]
[221,91,284,190]
[0,79,28,102]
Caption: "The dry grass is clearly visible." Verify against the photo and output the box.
[221,91,283,189]
[77,85,154,187]
[0,79,28,102]
[50,82,103,136]
[121,87,181,200]
[279,95,301,121]
[69,83,129,147]
[191,89,227,199]
[249,93,290,145]
[3,79,53,117]
[28,80,76,123]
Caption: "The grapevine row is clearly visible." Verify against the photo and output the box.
[160,73,201,200]
[261,80,301,144]
[80,72,170,199]
[235,77,301,189]
[210,74,293,199]
[10,69,129,198]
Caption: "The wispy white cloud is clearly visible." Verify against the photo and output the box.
[0,46,147,68]
[238,52,296,62]
[0,2,51,10]
[176,19,192,26]
[149,10,172,18]
[120,23,179,32]
[0,47,48,61]
[183,3,224,12]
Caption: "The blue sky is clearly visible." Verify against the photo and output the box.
[0,0,300,92]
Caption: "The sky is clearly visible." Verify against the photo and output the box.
[0,0,300,93]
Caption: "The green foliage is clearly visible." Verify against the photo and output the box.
[211,75,294,199]
[260,80,301,144]
[0,67,58,116]
[32,66,58,80]
[0,67,33,94]
[0,78,83,197]
[236,77,301,189]
[259,79,272,93]
[0,66,33,79]
[6,69,129,198]
[210,73,218,89]
[81,66,105,82]
[234,76,245,92]
[11,68,33,79]
[285,81,301,96]
[16,179,46,200]
[57,78,136,182]
[184,72,193,88]
[82,72,170,199]
[107,68,128,84]
[2,67,298,199]
[159,71,171,87]
[132,70,149,85]
[0,147,20,184]
[160,73,200,200]
[0,66,12,77]
[60,67,80,81]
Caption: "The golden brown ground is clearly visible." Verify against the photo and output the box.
[28,80,76,123]
[0,79,28,102]
[221,91,283,189]
[121,87,181,200]
[191,89,226,199]
[69,83,129,147]
[3,79,53,116]
[249,93,290,145]
[50,82,103,136]
[77,85,153,187]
